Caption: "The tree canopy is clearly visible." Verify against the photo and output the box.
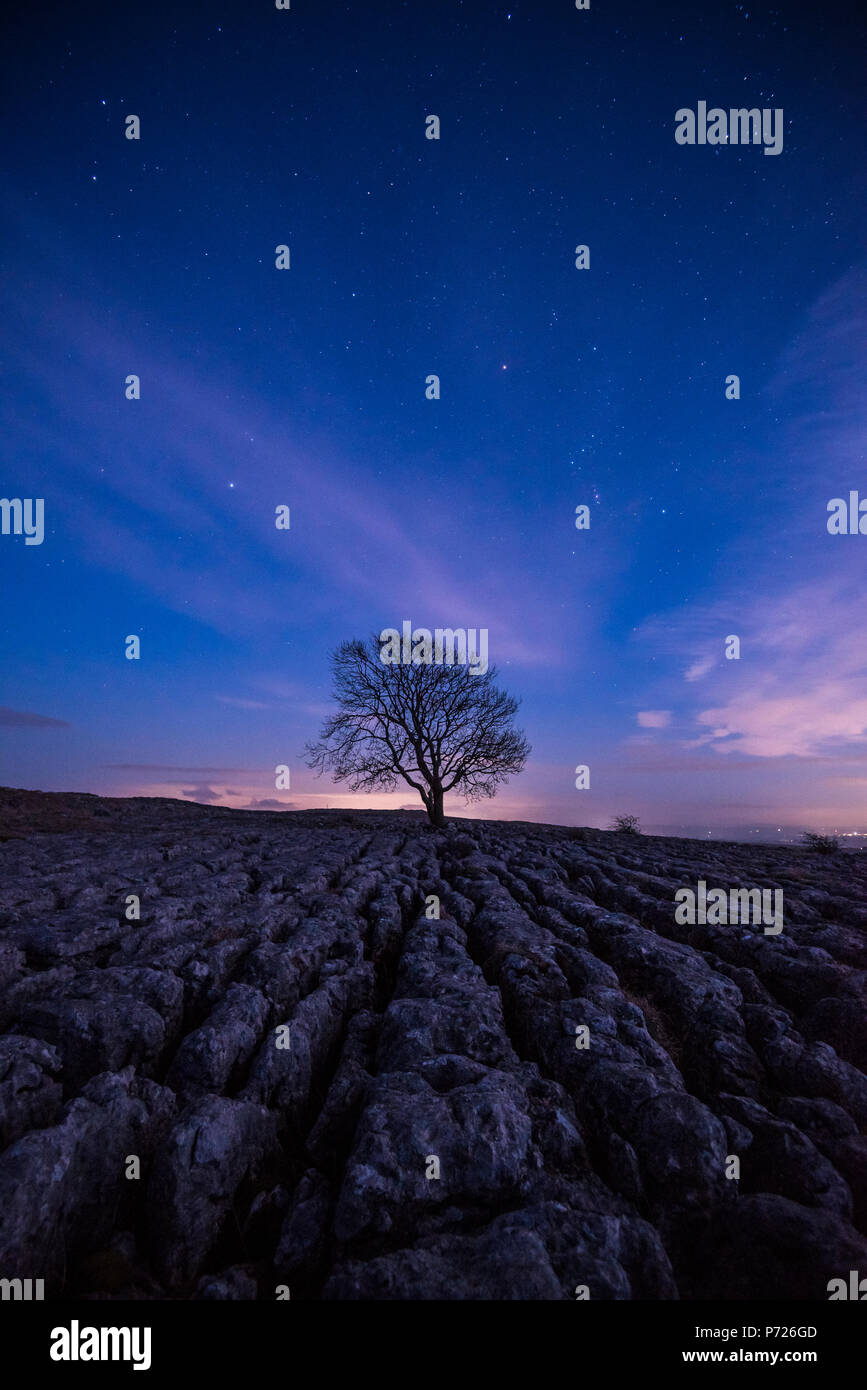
[304,634,530,826]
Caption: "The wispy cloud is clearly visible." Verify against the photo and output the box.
[685,657,715,682]
[1,246,573,669]
[0,707,70,728]
[630,262,867,773]
[637,710,671,728]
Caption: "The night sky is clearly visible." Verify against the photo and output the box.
[2,0,865,839]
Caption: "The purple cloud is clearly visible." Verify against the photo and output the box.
[0,707,70,728]
[181,785,221,803]
[637,710,671,729]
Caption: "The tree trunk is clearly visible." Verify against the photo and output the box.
[427,786,446,828]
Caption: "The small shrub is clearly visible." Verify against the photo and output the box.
[609,814,641,835]
[801,831,839,855]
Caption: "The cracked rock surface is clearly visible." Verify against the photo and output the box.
[1,792,866,1300]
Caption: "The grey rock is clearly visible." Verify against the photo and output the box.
[3,799,867,1299]
[146,1095,278,1288]
[0,1034,64,1148]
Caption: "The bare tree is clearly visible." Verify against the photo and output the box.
[304,635,530,827]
